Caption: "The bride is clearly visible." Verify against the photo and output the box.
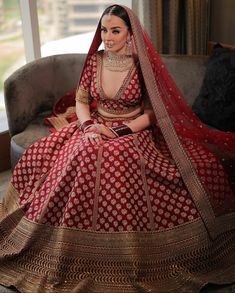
[0,4,235,293]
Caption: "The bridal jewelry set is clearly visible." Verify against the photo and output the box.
[103,40,133,72]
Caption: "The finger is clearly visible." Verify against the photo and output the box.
[85,136,89,144]
[84,134,94,144]
[89,137,97,145]
[102,127,116,138]
[97,136,104,145]
[90,135,101,145]
[93,135,104,145]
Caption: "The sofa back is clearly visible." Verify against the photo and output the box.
[4,53,208,136]
[162,55,208,106]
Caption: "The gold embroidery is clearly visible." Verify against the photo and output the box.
[96,51,137,101]
[0,200,235,293]
[75,88,92,104]
[133,135,155,230]
[92,146,103,230]
[97,102,141,115]
[96,111,141,122]
[128,9,220,239]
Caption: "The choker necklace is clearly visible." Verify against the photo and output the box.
[103,51,134,72]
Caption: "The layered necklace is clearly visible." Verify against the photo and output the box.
[103,51,134,72]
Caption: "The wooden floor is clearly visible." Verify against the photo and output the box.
[0,169,234,293]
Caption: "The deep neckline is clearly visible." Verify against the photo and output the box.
[97,51,136,100]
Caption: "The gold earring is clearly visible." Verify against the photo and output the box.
[126,39,132,56]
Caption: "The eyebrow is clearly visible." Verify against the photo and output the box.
[101,25,122,30]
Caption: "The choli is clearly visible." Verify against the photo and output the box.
[76,51,145,115]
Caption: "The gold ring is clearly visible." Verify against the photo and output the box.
[91,134,99,138]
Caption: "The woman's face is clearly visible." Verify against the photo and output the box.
[101,14,130,55]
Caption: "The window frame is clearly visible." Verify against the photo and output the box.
[19,0,41,62]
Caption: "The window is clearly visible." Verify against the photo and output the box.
[0,0,131,171]
[38,0,132,57]
[0,0,132,132]
[0,0,25,132]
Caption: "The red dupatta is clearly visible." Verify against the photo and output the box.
[78,4,235,238]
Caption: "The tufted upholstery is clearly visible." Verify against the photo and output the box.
[4,53,208,169]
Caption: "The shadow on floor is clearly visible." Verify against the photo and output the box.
[0,283,235,293]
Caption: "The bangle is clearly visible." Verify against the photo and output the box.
[110,124,133,137]
[80,119,94,132]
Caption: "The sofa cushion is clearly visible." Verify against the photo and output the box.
[12,123,50,150]
[192,44,235,132]
[10,112,51,168]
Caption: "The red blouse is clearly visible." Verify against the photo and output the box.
[78,50,145,115]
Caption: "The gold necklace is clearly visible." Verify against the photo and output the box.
[103,51,134,72]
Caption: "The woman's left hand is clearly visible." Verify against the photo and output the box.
[84,124,116,145]
[84,131,103,145]
[89,124,116,139]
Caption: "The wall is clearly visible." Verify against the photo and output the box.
[210,0,235,45]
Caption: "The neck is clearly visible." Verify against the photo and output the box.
[106,51,132,59]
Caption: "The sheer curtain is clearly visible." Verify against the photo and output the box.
[132,0,210,55]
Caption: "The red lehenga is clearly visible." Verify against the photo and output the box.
[1,5,235,293]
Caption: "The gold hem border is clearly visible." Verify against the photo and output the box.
[1,185,235,293]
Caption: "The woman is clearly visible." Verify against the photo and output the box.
[0,4,235,293]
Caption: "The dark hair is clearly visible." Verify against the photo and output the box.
[101,5,131,31]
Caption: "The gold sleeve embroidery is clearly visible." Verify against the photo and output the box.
[75,88,92,105]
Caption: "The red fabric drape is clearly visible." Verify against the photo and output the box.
[76,4,235,238]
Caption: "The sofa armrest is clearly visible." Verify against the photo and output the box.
[4,53,86,136]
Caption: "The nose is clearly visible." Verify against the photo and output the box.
[104,31,112,41]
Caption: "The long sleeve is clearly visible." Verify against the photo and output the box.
[75,55,94,105]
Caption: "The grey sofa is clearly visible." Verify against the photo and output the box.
[4,53,208,169]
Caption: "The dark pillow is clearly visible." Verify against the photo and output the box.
[192,43,235,132]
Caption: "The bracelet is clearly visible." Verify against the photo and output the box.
[80,119,94,133]
[110,124,133,137]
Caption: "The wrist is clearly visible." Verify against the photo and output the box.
[80,119,94,133]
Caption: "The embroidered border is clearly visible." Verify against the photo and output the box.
[96,51,137,101]
[97,102,141,115]
[92,146,103,230]
[133,135,155,230]
[0,201,235,293]
[76,87,92,104]
[127,7,220,239]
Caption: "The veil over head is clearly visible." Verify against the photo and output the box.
[78,4,235,238]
